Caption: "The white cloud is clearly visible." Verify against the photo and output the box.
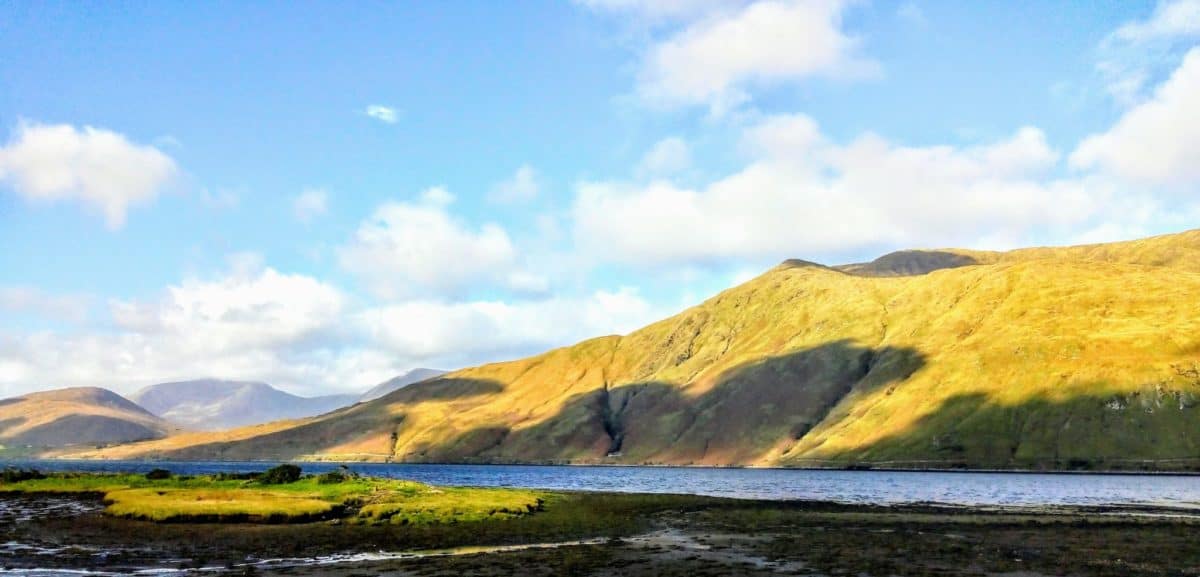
[489,164,541,203]
[1098,0,1200,105]
[573,115,1112,266]
[638,137,692,176]
[1114,0,1200,43]
[0,263,377,397]
[0,259,662,397]
[420,185,455,205]
[293,188,329,223]
[339,188,525,299]
[1097,61,1150,105]
[109,265,345,352]
[360,287,661,365]
[0,122,177,229]
[636,0,876,112]
[364,105,399,124]
[0,287,91,324]
[1072,47,1200,187]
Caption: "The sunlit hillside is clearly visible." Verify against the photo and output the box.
[70,230,1200,470]
[0,387,173,452]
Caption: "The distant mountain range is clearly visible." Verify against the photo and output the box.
[61,229,1200,471]
[131,368,447,430]
[131,380,360,431]
[0,387,174,450]
[0,369,445,451]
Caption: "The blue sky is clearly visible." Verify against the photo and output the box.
[2,1,1199,397]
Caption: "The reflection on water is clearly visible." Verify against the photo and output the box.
[5,459,1200,507]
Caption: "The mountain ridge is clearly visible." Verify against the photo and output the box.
[0,387,174,450]
[132,379,359,431]
[65,229,1200,470]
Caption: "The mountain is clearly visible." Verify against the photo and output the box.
[71,230,1200,471]
[131,380,359,431]
[0,387,172,450]
[358,368,448,403]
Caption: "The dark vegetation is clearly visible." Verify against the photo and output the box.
[1,467,44,483]
[317,465,358,485]
[144,468,172,480]
[259,463,302,484]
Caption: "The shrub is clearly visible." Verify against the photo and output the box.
[259,464,302,485]
[317,470,348,484]
[145,468,172,480]
[1,468,44,483]
[317,466,358,485]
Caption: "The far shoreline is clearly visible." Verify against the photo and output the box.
[9,456,1200,477]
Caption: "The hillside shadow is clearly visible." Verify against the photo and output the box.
[10,414,162,448]
[838,250,979,277]
[793,388,1200,470]
[378,377,504,403]
[153,378,507,461]
[0,417,26,435]
[397,340,925,465]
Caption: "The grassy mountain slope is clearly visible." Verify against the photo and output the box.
[0,387,173,450]
[72,230,1200,470]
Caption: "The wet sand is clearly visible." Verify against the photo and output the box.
[3,493,1200,576]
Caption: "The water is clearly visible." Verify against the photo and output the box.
[5,459,1200,508]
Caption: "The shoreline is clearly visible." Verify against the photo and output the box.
[3,490,1200,576]
[14,456,1200,477]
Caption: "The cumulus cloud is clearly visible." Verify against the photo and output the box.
[109,265,344,353]
[293,188,329,222]
[359,287,661,365]
[1072,47,1200,187]
[0,122,177,229]
[573,115,1110,266]
[636,0,876,112]
[489,165,541,203]
[364,105,399,124]
[0,267,661,397]
[339,188,534,298]
[576,39,1200,269]
[0,263,375,397]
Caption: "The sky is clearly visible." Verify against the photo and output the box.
[1,0,1199,398]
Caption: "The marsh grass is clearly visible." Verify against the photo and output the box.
[358,486,543,525]
[0,471,551,524]
[104,488,337,522]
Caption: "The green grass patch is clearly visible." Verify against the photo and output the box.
[0,469,551,525]
[104,488,337,522]
[358,486,543,525]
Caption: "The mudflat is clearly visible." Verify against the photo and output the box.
[3,491,1200,576]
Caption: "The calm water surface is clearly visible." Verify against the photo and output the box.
[5,460,1200,508]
